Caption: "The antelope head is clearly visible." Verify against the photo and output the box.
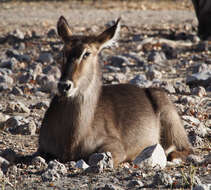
[57,16,121,98]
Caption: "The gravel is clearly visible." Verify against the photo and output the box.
[0,1,210,189]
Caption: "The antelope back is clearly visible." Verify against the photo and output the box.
[57,16,121,98]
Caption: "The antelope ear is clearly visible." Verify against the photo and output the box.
[96,18,121,50]
[57,16,72,41]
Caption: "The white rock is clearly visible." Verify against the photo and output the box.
[75,159,89,170]
[133,144,167,169]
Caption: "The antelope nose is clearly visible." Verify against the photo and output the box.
[58,82,71,93]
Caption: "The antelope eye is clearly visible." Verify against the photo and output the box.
[83,51,91,59]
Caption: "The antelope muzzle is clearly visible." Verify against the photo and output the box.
[58,80,74,97]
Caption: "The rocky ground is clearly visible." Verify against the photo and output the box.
[0,0,211,189]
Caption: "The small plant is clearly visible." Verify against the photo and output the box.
[180,164,197,189]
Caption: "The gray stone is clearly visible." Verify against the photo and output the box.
[6,101,30,113]
[191,86,207,97]
[179,95,195,105]
[204,154,211,164]
[7,165,18,176]
[182,116,200,126]
[148,51,166,64]
[41,169,60,182]
[0,72,13,85]
[187,71,211,87]
[97,184,123,190]
[174,82,190,94]
[36,74,55,86]
[88,152,113,173]
[75,159,89,170]
[38,52,54,64]
[107,55,130,67]
[130,74,152,88]
[153,172,173,186]
[42,159,67,182]
[0,83,11,92]
[40,80,57,94]
[0,149,17,163]
[122,53,145,66]
[29,62,43,76]
[4,116,23,132]
[192,63,211,74]
[47,28,57,37]
[6,49,31,63]
[0,113,9,123]
[31,156,47,168]
[127,180,144,188]
[31,101,49,110]
[146,68,162,80]
[104,65,121,72]
[188,130,204,147]
[0,58,18,70]
[11,86,23,96]
[11,29,25,40]
[43,65,61,79]
[4,116,36,135]
[133,144,167,169]
[18,72,33,84]
[193,184,210,190]
[47,160,67,175]
[187,154,204,165]
[17,120,36,135]
[0,156,10,173]
[161,82,176,94]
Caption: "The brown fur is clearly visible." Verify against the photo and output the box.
[38,16,192,167]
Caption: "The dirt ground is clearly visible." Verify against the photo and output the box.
[0,0,210,189]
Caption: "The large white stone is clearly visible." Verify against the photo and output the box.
[133,144,167,169]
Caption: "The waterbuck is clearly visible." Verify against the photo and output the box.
[38,16,192,167]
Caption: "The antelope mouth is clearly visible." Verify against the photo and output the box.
[57,80,78,98]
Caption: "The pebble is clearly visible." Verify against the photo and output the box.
[75,159,89,170]
[0,149,17,163]
[0,156,10,173]
[41,168,60,182]
[31,156,47,168]
[174,82,190,94]
[42,160,67,182]
[11,86,24,96]
[47,28,57,37]
[18,72,32,84]
[17,120,37,135]
[107,55,130,68]
[88,152,113,173]
[130,74,152,88]
[47,160,67,175]
[38,52,54,64]
[148,51,166,64]
[127,180,144,188]
[11,29,25,40]
[153,172,173,187]
[187,71,211,88]
[6,101,30,113]
[191,86,207,97]
[0,57,18,70]
[97,184,124,190]
[146,68,162,80]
